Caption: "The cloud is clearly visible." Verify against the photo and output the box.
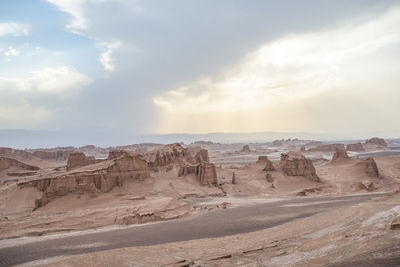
[0,66,92,128]
[46,0,90,33]
[153,6,400,134]
[0,103,51,128]
[4,47,19,57]
[99,41,122,72]
[0,66,91,93]
[0,22,30,37]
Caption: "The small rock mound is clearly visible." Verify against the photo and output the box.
[280,152,319,182]
[331,148,349,161]
[346,143,365,152]
[66,152,87,170]
[240,145,251,152]
[358,180,375,191]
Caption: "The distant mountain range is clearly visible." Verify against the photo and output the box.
[0,129,398,149]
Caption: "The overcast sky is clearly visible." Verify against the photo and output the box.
[0,0,399,138]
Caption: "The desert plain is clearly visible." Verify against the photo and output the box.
[0,137,400,266]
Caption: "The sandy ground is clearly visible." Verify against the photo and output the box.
[1,150,400,240]
[21,191,400,267]
[0,142,399,266]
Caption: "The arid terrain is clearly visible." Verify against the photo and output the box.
[1,137,400,266]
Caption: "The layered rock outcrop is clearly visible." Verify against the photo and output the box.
[66,152,87,170]
[280,152,319,182]
[196,163,218,186]
[195,149,209,163]
[178,163,218,185]
[346,143,365,152]
[177,147,217,186]
[308,144,345,152]
[32,150,72,161]
[0,157,39,171]
[144,143,191,167]
[20,153,149,209]
[331,148,350,161]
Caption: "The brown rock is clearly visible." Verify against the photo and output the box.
[144,143,191,167]
[279,152,319,182]
[33,150,72,161]
[256,156,269,163]
[263,159,275,172]
[390,217,400,230]
[196,163,218,186]
[0,157,39,171]
[232,172,236,184]
[66,152,87,170]
[331,148,350,161]
[21,153,149,208]
[355,157,380,178]
[358,180,375,191]
[365,157,379,177]
[346,143,365,152]
[266,173,273,182]
[195,149,209,163]
[178,162,218,186]
[365,137,387,147]
[240,145,251,152]
[308,143,345,152]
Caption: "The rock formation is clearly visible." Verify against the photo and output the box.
[365,137,387,147]
[358,180,375,191]
[196,163,218,186]
[356,157,380,178]
[331,148,350,161]
[144,143,191,167]
[346,143,365,152]
[256,156,268,163]
[66,152,88,170]
[232,172,236,184]
[308,144,345,152]
[195,149,209,163]
[20,153,149,209]
[32,150,72,161]
[0,157,40,175]
[365,157,379,178]
[240,145,251,152]
[178,162,218,186]
[258,156,275,171]
[279,152,319,182]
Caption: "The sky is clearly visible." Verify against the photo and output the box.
[0,0,399,140]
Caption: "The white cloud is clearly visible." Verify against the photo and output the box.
[153,7,400,133]
[0,103,51,127]
[0,66,91,93]
[0,22,30,37]
[4,47,19,57]
[46,0,90,33]
[99,41,122,72]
